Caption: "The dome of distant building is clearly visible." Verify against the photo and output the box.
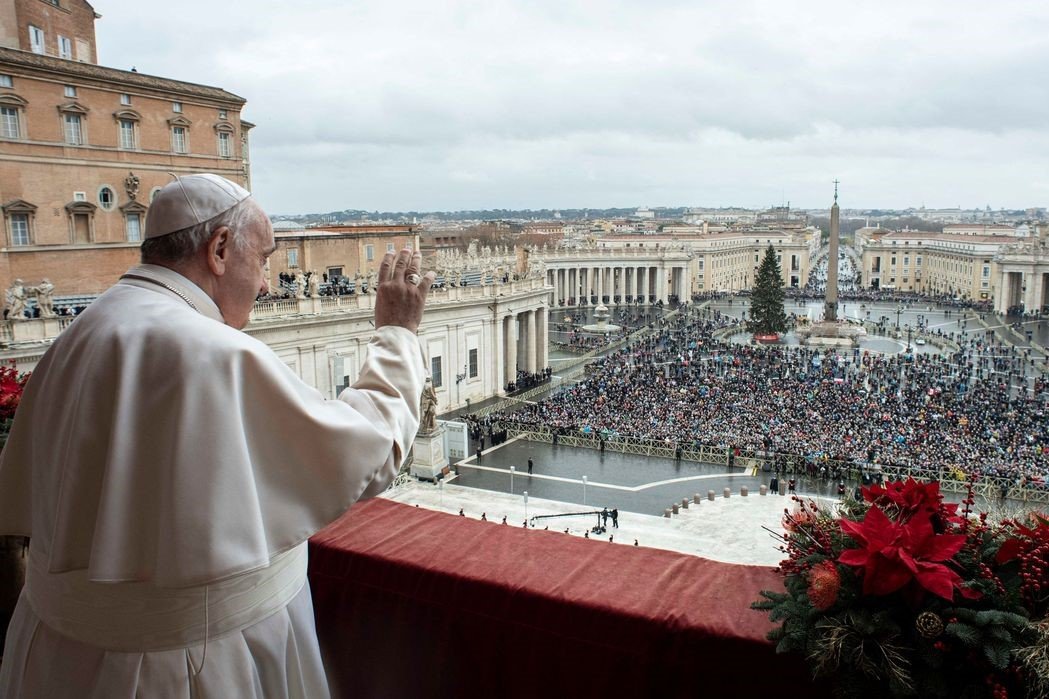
[272,220,303,231]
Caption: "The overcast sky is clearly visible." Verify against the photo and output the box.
[95,0,1049,214]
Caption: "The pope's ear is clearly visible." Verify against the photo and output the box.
[205,226,233,276]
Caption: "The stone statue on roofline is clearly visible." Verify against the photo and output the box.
[5,279,26,320]
[35,279,55,318]
[307,271,320,298]
[294,272,306,299]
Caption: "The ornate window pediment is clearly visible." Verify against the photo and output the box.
[119,200,147,214]
[65,200,97,214]
[113,108,142,122]
[0,94,28,108]
[57,101,89,115]
[167,115,192,127]
[214,121,235,133]
[2,199,37,214]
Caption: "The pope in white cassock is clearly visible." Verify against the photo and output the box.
[0,174,435,697]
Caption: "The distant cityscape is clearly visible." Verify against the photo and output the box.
[276,204,1048,228]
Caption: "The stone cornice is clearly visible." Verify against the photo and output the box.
[0,47,246,105]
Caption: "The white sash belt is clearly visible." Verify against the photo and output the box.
[25,543,308,652]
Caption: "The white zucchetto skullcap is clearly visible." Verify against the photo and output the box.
[144,174,251,240]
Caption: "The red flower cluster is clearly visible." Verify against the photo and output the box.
[863,477,962,530]
[757,478,1047,698]
[0,362,28,422]
[995,512,1049,611]
[838,503,970,601]
[807,560,840,610]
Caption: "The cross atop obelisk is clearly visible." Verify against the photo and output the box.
[824,181,840,322]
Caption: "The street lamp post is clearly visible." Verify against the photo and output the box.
[895,305,903,330]
[524,491,529,524]
[510,465,515,495]
[905,325,912,352]
[582,475,588,506]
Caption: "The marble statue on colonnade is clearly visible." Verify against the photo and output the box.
[5,279,26,320]
[308,272,320,298]
[411,377,448,480]
[294,272,306,299]
[35,279,55,318]
[419,378,439,434]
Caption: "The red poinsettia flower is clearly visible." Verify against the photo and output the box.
[838,504,968,601]
[862,477,961,529]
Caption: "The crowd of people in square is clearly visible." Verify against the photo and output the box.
[483,303,1048,491]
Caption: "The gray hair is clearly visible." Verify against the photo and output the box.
[140,198,261,265]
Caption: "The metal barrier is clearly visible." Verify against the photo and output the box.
[738,453,1049,505]
[498,429,1048,504]
[505,427,730,467]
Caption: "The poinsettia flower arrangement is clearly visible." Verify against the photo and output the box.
[0,361,28,434]
[753,478,1049,698]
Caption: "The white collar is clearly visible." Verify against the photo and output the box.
[119,264,225,324]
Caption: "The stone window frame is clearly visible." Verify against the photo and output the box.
[168,115,192,154]
[57,101,89,146]
[214,121,235,158]
[58,35,73,60]
[431,355,443,388]
[0,94,28,140]
[114,108,141,150]
[28,25,45,55]
[64,200,97,244]
[2,200,37,246]
[120,200,147,243]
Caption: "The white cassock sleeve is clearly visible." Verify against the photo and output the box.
[0,288,426,588]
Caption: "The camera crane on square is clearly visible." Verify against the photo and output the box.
[530,509,608,535]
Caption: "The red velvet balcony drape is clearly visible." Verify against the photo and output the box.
[309,498,824,698]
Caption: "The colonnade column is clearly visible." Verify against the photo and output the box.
[595,266,602,303]
[526,310,537,373]
[493,315,504,394]
[658,266,668,304]
[536,307,548,371]
[1025,271,1044,314]
[505,314,517,386]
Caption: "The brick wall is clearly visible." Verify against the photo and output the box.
[0,49,248,294]
[0,243,139,295]
[12,0,97,63]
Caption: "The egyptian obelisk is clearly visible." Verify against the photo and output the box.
[823,181,840,322]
